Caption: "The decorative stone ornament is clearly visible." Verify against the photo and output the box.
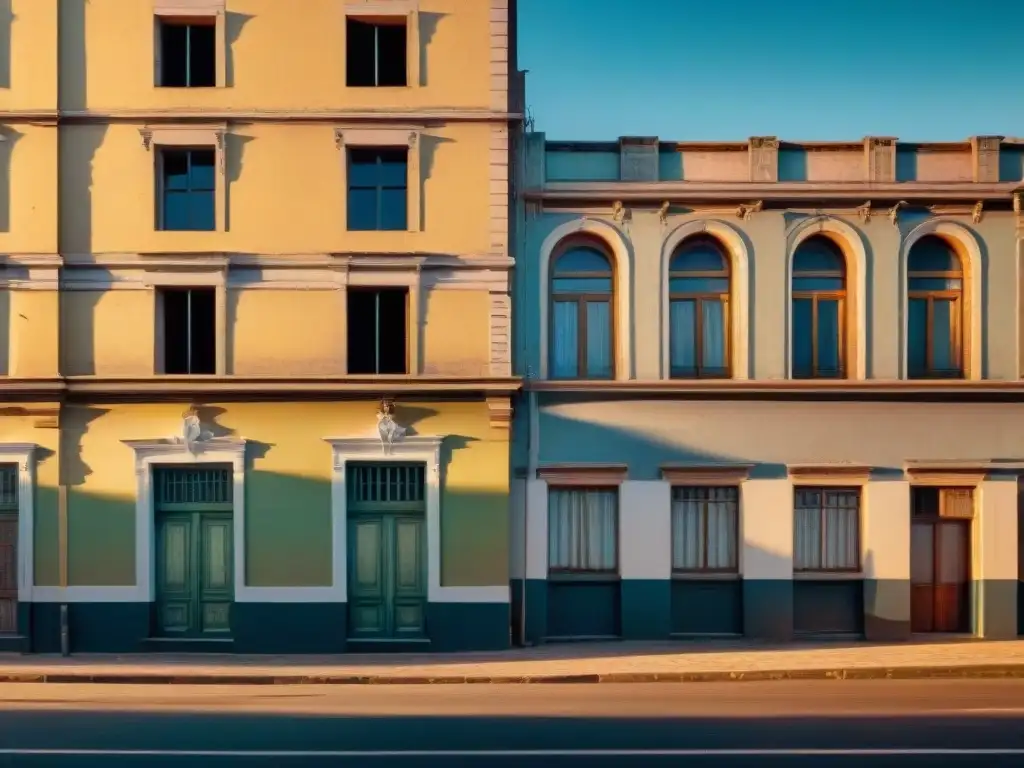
[177,406,213,455]
[376,398,407,455]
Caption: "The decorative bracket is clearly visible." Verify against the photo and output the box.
[376,397,407,456]
[611,200,628,223]
[888,200,908,227]
[971,201,984,224]
[486,396,513,431]
[139,129,153,151]
[657,201,671,226]
[333,128,344,150]
[856,201,872,224]
[215,130,226,175]
[736,201,763,221]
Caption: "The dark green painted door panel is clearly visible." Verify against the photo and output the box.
[348,514,425,639]
[156,512,233,638]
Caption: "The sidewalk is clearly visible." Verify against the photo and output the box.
[2,639,1024,684]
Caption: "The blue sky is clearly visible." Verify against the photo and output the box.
[517,0,1021,142]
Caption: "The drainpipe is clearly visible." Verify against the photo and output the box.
[519,369,538,647]
[58,433,69,657]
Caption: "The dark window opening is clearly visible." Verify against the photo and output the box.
[347,289,408,374]
[346,17,407,87]
[347,148,408,231]
[159,18,216,88]
[161,148,216,231]
[162,288,216,375]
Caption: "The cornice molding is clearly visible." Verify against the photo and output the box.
[55,109,523,124]
[59,252,514,270]
[537,463,628,486]
[528,181,1023,204]
[660,463,754,485]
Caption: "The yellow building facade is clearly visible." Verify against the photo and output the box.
[0,0,519,653]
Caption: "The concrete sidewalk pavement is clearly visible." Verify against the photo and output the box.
[1,639,1024,684]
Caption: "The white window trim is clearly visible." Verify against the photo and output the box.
[335,127,422,233]
[325,433,508,604]
[339,267,423,375]
[343,0,421,89]
[140,125,228,234]
[0,444,37,603]
[153,0,227,88]
[146,271,229,375]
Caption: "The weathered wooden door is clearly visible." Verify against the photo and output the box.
[346,463,427,640]
[911,519,970,633]
[0,465,20,634]
[153,466,234,638]
[156,512,233,637]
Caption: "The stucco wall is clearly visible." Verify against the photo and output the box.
[0,0,58,111]
[35,401,508,590]
[519,209,1020,382]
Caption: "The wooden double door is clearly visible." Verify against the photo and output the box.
[911,519,970,633]
[155,512,233,637]
[347,513,427,640]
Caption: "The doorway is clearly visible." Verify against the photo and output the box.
[347,462,427,641]
[910,487,972,633]
[153,466,234,638]
[0,465,18,635]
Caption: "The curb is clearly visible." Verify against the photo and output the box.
[1,664,1024,685]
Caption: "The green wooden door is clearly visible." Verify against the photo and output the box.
[156,512,233,637]
[348,513,426,639]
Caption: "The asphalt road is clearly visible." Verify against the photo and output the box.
[1,680,1024,766]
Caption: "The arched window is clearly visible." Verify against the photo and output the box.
[550,244,614,379]
[668,237,730,378]
[792,236,846,378]
[907,236,963,378]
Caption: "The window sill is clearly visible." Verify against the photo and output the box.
[793,571,864,581]
[547,572,620,583]
[671,572,740,581]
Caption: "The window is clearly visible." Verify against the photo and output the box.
[671,486,738,572]
[158,18,216,88]
[347,288,408,374]
[347,148,408,231]
[792,236,846,378]
[548,488,618,574]
[161,287,216,374]
[794,487,860,572]
[668,237,730,378]
[907,236,964,379]
[346,17,408,87]
[550,245,614,379]
[160,149,216,232]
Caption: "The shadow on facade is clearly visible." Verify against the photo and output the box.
[58,0,87,111]
[225,133,254,232]
[418,134,453,232]
[224,12,254,88]
[417,12,446,87]
[0,126,20,233]
[0,0,13,90]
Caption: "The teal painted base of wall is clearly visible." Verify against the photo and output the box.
[547,579,620,639]
[26,601,510,654]
[977,579,1019,639]
[671,580,743,635]
[794,580,864,636]
[864,579,911,641]
[622,580,670,639]
[743,580,793,640]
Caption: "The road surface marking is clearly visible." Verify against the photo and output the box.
[3,748,1024,758]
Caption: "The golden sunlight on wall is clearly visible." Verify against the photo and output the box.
[229,289,343,375]
[9,290,58,377]
[422,289,490,376]
[0,0,57,112]
[0,126,57,253]
[65,0,494,111]
[62,290,155,376]
[59,122,493,255]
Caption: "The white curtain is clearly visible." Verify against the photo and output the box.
[671,487,737,571]
[548,488,617,572]
[669,300,696,372]
[701,300,726,371]
[551,301,578,378]
[585,301,612,378]
[794,489,859,570]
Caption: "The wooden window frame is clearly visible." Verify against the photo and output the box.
[793,485,862,574]
[152,1,226,89]
[141,125,227,233]
[544,484,621,579]
[907,277,964,381]
[668,236,732,380]
[335,127,422,233]
[791,237,848,380]
[548,239,617,381]
[670,485,739,575]
[343,0,421,89]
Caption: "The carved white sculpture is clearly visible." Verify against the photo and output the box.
[177,407,213,455]
[376,399,406,455]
